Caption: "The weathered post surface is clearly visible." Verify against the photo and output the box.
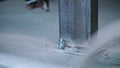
[59,0,74,40]
[59,0,98,47]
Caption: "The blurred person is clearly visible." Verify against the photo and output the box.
[25,0,50,12]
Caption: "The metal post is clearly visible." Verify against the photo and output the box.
[59,0,98,49]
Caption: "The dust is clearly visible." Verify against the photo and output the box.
[75,19,120,68]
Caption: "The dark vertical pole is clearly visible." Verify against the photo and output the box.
[91,0,98,35]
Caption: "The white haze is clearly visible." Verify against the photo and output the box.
[74,19,120,68]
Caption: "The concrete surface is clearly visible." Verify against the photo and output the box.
[0,0,83,68]
[0,0,120,68]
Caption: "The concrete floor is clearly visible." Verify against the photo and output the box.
[0,53,70,68]
[0,0,59,43]
[0,0,82,68]
[0,0,120,68]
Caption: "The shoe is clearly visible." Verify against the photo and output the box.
[26,0,36,4]
[26,0,37,9]
[46,9,50,12]
[40,2,50,12]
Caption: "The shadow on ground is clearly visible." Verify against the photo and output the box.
[0,0,6,2]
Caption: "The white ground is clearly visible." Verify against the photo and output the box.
[0,0,82,68]
[0,53,70,68]
[0,0,120,68]
[0,0,59,43]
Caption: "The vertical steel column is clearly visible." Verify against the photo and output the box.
[59,0,98,48]
[91,0,98,35]
[59,0,74,40]
[74,0,91,41]
[59,0,74,49]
